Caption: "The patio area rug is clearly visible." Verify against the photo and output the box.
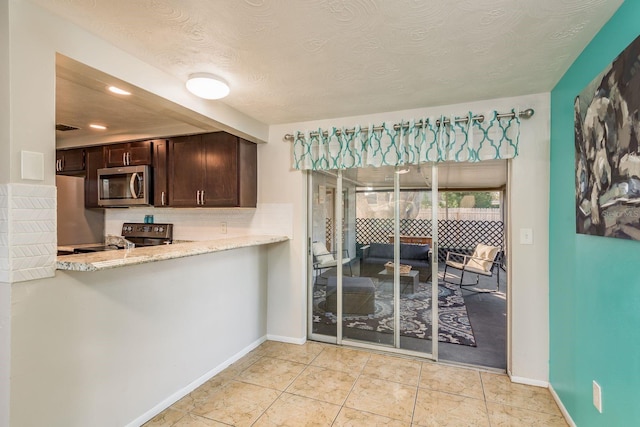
[313,280,477,347]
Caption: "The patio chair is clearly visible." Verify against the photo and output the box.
[312,241,352,280]
[443,243,502,293]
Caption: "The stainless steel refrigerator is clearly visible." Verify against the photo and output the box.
[56,175,104,246]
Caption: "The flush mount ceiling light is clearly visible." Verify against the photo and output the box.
[395,167,410,174]
[186,73,230,99]
[89,124,107,130]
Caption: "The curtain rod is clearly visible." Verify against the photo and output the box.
[283,108,534,141]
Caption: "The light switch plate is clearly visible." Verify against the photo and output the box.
[21,150,44,181]
[593,380,603,413]
[519,228,533,245]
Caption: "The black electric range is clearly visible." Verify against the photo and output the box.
[72,223,173,254]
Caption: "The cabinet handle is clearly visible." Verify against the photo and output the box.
[56,159,59,171]
[196,190,201,205]
[161,191,165,206]
[201,190,205,205]
[123,152,127,165]
[127,152,131,165]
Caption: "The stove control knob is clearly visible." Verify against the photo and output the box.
[158,227,164,232]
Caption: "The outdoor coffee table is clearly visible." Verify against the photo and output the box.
[377,268,419,293]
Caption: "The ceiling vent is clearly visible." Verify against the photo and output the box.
[55,123,80,131]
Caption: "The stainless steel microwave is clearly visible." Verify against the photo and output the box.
[97,165,150,207]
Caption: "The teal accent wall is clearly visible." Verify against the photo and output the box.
[550,1,640,425]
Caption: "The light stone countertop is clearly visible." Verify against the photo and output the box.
[56,235,289,272]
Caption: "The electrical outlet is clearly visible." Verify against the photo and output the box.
[220,222,227,234]
[593,380,602,413]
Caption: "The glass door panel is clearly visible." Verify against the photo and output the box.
[341,168,395,346]
[397,164,436,357]
[309,171,337,339]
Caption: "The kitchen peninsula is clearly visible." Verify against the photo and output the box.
[57,235,289,271]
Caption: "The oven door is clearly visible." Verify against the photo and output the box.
[97,165,150,207]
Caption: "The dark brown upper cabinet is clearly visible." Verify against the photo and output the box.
[83,146,105,208]
[152,139,169,207]
[55,148,85,175]
[168,132,256,208]
[104,140,152,167]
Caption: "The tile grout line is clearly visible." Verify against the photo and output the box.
[480,371,493,427]
[331,353,370,426]
[250,345,333,426]
[248,351,315,426]
[410,360,425,426]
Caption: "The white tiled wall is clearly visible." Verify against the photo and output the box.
[0,183,57,283]
[105,203,294,242]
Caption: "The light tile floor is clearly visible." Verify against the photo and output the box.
[144,341,567,427]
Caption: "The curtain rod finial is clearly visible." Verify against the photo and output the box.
[520,108,535,119]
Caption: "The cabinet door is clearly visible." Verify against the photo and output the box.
[238,139,257,208]
[127,140,152,165]
[153,140,169,206]
[104,143,128,167]
[56,148,85,174]
[104,141,152,166]
[84,146,105,208]
[202,132,238,207]
[168,135,204,206]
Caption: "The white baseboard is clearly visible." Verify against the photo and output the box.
[126,335,267,427]
[549,384,577,427]
[508,373,549,388]
[266,334,306,345]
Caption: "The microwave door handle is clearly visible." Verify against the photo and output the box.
[129,173,139,199]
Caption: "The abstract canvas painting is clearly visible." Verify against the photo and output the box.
[575,35,640,240]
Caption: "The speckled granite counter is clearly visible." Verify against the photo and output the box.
[56,235,289,272]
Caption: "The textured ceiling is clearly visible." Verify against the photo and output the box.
[31,0,622,127]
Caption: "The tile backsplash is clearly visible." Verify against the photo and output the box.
[105,203,293,241]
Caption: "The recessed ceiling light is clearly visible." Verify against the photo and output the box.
[107,86,131,96]
[89,124,107,130]
[186,73,230,99]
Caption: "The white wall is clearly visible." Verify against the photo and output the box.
[104,203,293,242]
[508,93,551,383]
[261,131,308,342]
[264,93,551,383]
[10,246,270,427]
[0,0,9,184]
[0,283,10,427]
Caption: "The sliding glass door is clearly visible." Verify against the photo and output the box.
[308,165,439,360]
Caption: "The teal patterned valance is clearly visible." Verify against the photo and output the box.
[290,110,523,171]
